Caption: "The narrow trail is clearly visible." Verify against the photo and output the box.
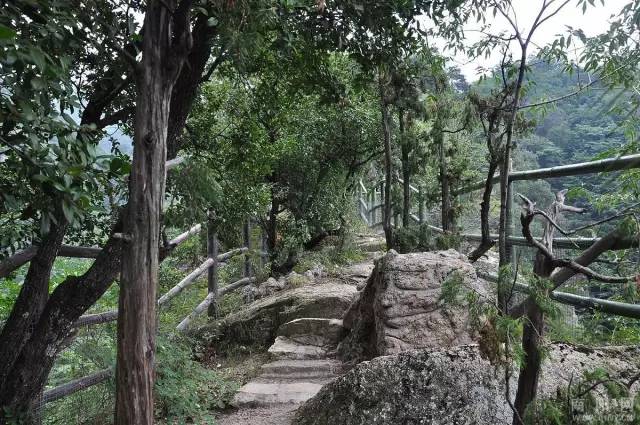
[215,234,384,425]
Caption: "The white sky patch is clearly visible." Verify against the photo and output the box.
[431,0,627,81]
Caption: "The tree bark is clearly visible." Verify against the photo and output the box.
[513,250,552,424]
[468,161,499,261]
[0,8,212,421]
[0,221,66,420]
[0,236,121,419]
[399,110,411,228]
[436,123,454,233]
[498,47,527,313]
[513,192,578,424]
[115,1,191,423]
[379,78,393,247]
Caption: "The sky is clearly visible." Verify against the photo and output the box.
[441,0,627,82]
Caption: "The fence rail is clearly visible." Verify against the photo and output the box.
[454,153,640,195]
[40,219,261,408]
[355,152,640,326]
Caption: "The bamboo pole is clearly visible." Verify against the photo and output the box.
[454,153,640,196]
[477,272,640,319]
[75,247,248,327]
[74,311,119,327]
[1,224,202,280]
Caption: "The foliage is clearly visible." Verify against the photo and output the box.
[523,368,636,425]
[0,2,134,255]
[155,335,239,422]
[439,271,465,307]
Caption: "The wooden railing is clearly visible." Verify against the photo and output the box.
[356,153,640,251]
[35,220,260,409]
[355,153,640,319]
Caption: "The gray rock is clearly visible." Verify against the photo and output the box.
[199,283,357,348]
[339,250,493,362]
[304,264,326,280]
[268,336,332,360]
[293,344,640,425]
[278,318,345,348]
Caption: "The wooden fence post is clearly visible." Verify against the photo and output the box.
[370,187,376,225]
[379,181,384,226]
[243,219,253,303]
[206,219,219,318]
[243,219,251,278]
[418,187,425,225]
[260,229,268,268]
[505,158,515,264]
[357,183,362,218]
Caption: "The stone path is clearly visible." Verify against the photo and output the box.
[216,234,384,425]
[215,318,347,425]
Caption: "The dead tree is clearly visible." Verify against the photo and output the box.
[513,191,633,423]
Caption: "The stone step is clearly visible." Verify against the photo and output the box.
[268,336,334,360]
[252,375,335,383]
[233,381,330,407]
[261,359,344,376]
[277,318,345,347]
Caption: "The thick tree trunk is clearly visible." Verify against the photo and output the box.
[0,7,208,421]
[0,222,66,420]
[0,236,122,419]
[379,80,393,247]
[166,15,217,158]
[115,2,190,423]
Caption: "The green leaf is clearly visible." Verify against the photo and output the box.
[207,17,218,27]
[30,77,45,90]
[0,24,16,39]
[61,200,74,223]
[30,48,47,71]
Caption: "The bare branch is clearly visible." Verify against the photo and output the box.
[518,193,633,285]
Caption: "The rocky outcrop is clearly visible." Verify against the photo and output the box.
[339,250,493,362]
[294,344,640,425]
[200,283,357,348]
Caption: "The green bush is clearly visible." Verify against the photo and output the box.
[391,225,436,253]
[155,335,239,422]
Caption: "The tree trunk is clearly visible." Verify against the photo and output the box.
[0,221,66,420]
[379,79,393,247]
[266,188,280,271]
[468,160,499,261]
[0,8,209,421]
[115,2,191,423]
[206,219,219,318]
[437,126,454,233]
[513,193,567,424]
[513,251,552,424]
[0,236,122,421]
[399,110,410,228]
[498,48,527,312]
